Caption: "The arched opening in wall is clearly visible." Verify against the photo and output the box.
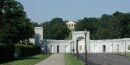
[76,36,84,54]
[103,45,106,53]
[57,45,60,53]
[79,45,82,51]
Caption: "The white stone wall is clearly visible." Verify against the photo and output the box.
[87,38,130,53]
[30,27,130,54]
[29,38,35,44]
[44,40,72,53]
[72,31,130,53]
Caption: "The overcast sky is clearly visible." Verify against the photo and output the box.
[17,0,130,23]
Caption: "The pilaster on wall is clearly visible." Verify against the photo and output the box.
[35,27,43,46]
[35,27,43,40]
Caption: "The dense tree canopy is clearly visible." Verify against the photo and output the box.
[75,11,130,40]
[40,18,70,40]
[0,0,34,44]
[75,17,98,39]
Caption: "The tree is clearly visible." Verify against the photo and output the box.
[0,0,34,44]
[40,18,70,40]
[75,11,130,40]
[31,22,40,27]
[40,21,50,39]
[75,17,98,39]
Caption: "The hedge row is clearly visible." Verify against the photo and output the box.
[15,44,41,57]
[0,44,41,61]
[0,44,15,61]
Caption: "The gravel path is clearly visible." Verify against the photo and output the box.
[35,54,64,65]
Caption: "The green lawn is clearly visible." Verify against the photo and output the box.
[0,54,51,65]
[116,52,130,56]
[65,53,84,65]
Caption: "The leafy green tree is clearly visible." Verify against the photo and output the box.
[75,17,98,39]
[0,0,34,44]
[31,22,40,27]
[40,21,50,39]
[75,11,130,39]
[40,18,70,40]
[96,14,113,39]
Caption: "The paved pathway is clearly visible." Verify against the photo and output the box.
[80,53,130,65]
[35,54,64,65]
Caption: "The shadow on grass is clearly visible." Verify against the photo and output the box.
[0,56,39,64]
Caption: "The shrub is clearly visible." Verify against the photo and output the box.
[15,44,41,57]
[0,43,41,61]
[0,44,15,61]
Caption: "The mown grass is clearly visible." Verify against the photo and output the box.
[65,53,84,65]
[0,54,51,65]
[116,52,130,56]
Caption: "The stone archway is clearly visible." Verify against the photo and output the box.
[103,45,106,53]
[72,31,90,53]
[57,45,60,53]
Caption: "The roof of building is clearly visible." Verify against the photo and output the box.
[66,21,76,24]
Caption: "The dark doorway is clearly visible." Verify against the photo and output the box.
[57,45,60,53]
[45,45,47,53]
[103,45,106,53]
